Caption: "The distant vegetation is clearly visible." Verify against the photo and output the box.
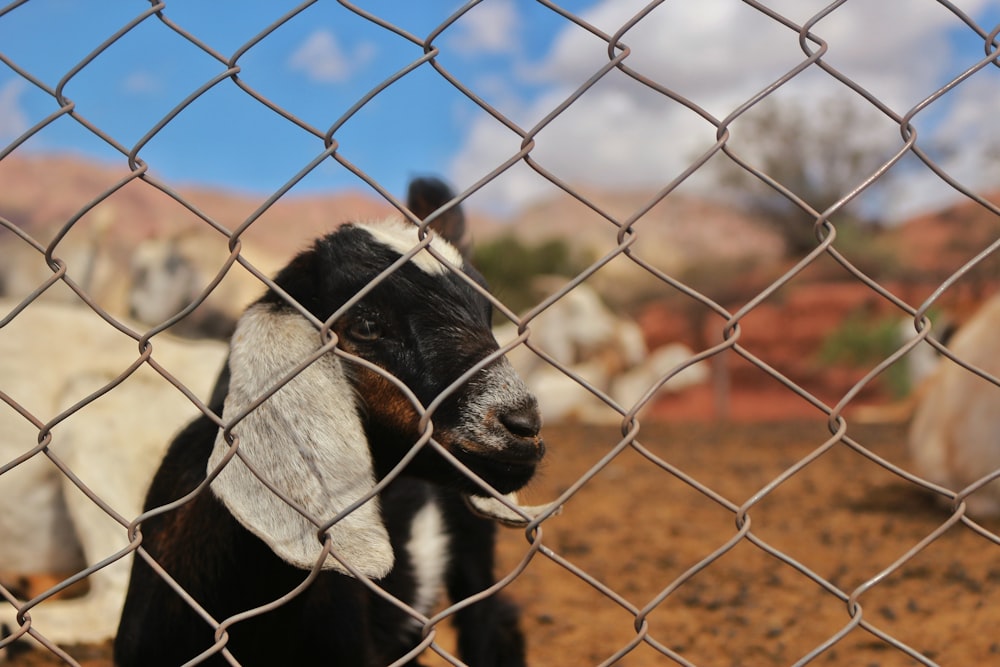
[472,234,589,317]
[818,311,912,398]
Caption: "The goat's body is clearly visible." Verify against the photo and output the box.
[116,406,518,667]
[117,412,425,666]
[909,294,1000,517]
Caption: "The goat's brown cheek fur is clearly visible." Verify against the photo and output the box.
[354,367,424,441]
[353,367,476,470]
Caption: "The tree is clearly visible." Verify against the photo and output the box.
[714,97,898,255]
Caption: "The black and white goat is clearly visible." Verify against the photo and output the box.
[114,202,546,665]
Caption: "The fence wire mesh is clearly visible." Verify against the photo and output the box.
[2,1,1000,665]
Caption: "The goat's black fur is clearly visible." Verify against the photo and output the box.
[115,399,518,666]
[114,182,541,667]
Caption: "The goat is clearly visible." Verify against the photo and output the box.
[127,229,261,339]
[114,216,547,666]
[0,298,228,653]
[908,293,1000,517]
[495,279,708,424]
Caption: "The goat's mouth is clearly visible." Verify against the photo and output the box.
[458,436,545,464]
[448,437,543,494]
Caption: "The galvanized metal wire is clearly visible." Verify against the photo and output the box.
[2,1,1000,665]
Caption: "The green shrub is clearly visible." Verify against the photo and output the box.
[472,235,586,316]
[818,312,911,398]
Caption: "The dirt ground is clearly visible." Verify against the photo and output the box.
[7,420,1000,666]
[487,421,1000,667]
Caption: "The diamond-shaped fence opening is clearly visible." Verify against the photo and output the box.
[2,1,1000,666]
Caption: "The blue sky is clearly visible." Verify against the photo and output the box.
[2,0,999,219]
[0,1,598,203]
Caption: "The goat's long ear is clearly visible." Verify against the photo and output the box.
[207,304,394,578]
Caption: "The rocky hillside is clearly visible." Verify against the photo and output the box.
[0,152,396,258]
[2,153,787,266]
[473,184,788,275]
[4,153,997,421]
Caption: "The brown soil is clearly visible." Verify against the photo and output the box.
[487,421,1000,667]
[8,421,999,667]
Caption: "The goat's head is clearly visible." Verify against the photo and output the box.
[312,220,543,493]
[129,238,197,326]
[207,219,544,578]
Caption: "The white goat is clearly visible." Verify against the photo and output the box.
[0,298,227,651]
[498,281,707,424]
[908,293,1000,517]
[128,230,284,339]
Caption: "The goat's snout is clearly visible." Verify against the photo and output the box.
[499,401,542,440]
[487,399,545,465]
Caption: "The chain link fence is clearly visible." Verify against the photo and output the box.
[2,1,1000,665]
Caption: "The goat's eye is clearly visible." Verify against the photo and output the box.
[346,318,382,342]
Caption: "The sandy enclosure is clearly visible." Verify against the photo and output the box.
[8,421,1000,666]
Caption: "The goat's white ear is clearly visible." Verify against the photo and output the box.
[208,304,394,579]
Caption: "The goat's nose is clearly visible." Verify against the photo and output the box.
[500,403,542,439]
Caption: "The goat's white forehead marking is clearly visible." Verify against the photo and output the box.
[354,218,463,276]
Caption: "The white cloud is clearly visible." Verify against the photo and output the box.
[885,69,1000,220]
[122,71,162,95]
[288,29,374,83]
[446,0,520,55]
[449,0,996,218]
[0,78,29,140]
